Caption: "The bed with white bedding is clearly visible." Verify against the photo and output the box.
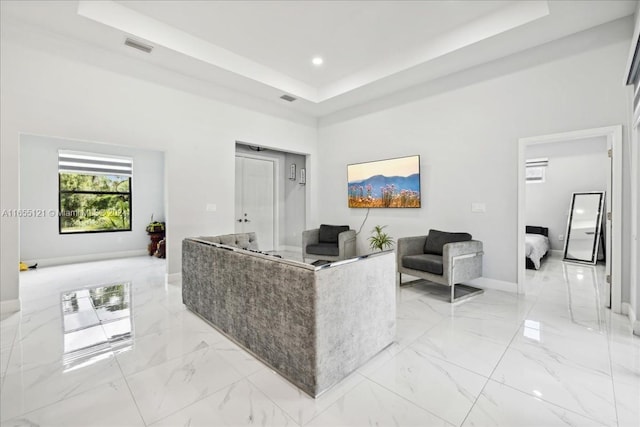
[525,226,550,270]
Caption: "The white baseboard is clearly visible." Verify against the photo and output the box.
[623,302,640,336]
[166,272,182,285]
[468,277,518,293]
[280,245,302,253]
[622,302,630,315]
[550,249,564,257]
[21,249,148,267]
[1,298,21,315]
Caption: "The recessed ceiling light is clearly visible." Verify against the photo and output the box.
[312,56,323,66]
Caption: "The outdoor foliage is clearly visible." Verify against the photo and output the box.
[89,284,129,312]
[59,173,131,233]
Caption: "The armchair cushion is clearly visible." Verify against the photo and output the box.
[402,254,444,275]
[319,224,350,244]
[306,243,340,257]
[424,229,472,255]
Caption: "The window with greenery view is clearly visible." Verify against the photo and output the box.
[58,151,132,234]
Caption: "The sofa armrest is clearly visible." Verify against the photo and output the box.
[397,236,427,268]
[338,230,357,258]
[396,236,427,282]
[397,236,427,257]
[443,240,483,259]
[442,240,483,284]
[303,228,320,249]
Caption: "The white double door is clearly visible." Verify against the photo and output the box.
[235,155,275,251]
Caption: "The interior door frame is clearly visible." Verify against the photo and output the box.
[517,125,622,313]
[235,152,280,251]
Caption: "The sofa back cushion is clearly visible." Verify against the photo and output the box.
[424,229,472,255]
[199,233,258,250]
[318,224,350,244]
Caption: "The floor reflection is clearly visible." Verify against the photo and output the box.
[61,282,133,370]
[562,262,604,331]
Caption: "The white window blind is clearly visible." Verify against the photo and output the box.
[525,158,548,183]
[58,150,132,177]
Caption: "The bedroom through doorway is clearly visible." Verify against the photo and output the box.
[517,126,622,312]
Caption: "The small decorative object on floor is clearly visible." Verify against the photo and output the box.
[146,215,166,256]
[155,238,166,258]
[19,262,38,271]
[369,225,394,251]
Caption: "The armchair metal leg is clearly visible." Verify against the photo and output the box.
[450,282,484,303]
[397,272,415,287]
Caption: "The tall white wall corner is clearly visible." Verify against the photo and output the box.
[0,298,21,315]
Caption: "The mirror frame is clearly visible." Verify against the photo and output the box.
[562,191,605,265]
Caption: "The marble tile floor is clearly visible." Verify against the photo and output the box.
[0,254,638,426]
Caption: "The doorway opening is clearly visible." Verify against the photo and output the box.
[517,126,622,313]
[235,143,307,253]
[19,133,166,267]
[235,154,276,250]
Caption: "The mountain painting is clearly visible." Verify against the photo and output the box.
[348,155,421,208]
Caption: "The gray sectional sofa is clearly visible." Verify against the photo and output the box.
[182,233,396,397]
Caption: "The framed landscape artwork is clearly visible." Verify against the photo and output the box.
[347,155,421,208]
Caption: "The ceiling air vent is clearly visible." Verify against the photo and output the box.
[280,94,296,102]
[124,38,153,54]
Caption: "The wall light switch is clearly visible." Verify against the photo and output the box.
[206,204,217,212]
[471,202,486,213]
[559,234,564,241]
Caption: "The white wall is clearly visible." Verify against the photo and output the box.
[317,21,633,287]
[631,123,639,333]
[525,138,608,252]
[284,152,306,249]
[0,38,317,311]
[19,134,165,265]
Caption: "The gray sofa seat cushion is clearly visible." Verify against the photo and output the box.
[402,254,444,275]
[424,229,472,255]
[306,243,340,257]
[318,224,350,244]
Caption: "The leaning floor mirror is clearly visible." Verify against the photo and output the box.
[563,191,605,264]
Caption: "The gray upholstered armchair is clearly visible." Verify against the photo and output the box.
[302,224,356,263]
[397,229,484,302]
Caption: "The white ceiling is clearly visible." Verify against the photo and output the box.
[117,0,510,88]
[1,0,637,119]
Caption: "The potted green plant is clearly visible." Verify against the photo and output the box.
[146,215,165,233]
[369,225,394,252]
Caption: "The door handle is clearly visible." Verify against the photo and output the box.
[237,219,242,223]
[244,219,251,222]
